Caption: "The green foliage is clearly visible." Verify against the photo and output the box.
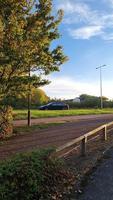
[0,0,67,136]
[0,149,74,200]
[0,0,67,103]
[2,88,49,108]
[31,88,50,106]
[0,106,13,138]
[67,94,113,108]
[79,94,101,108]
[79,94,112,108]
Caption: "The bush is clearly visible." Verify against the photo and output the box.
[0,149,74,200]
[0,106,13,139]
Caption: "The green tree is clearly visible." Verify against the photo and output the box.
[31,88,49,106]
[2,88,49,108]
[0,0,67,137]
[80,94,109,108]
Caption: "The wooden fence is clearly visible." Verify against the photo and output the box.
[52,121,113,158]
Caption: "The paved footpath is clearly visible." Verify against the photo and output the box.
[79,147,113,200]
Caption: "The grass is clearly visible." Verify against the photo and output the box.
[13,108,113,120]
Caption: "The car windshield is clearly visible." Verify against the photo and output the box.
[46,102,53,106]
[46,102,64,106]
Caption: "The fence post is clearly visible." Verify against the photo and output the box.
[104,125,107,141]
[81,136,87,156]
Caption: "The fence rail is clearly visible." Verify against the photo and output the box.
[52,121,113,158]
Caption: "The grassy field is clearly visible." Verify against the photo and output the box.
[13,108,113,120]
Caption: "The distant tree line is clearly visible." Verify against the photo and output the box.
[1,92,113,109]
[0,88,49,109]
[65,94,113,108]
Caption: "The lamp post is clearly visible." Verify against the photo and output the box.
[96,64,106,109]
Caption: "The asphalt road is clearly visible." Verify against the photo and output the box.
[79,147,113,200]
[1,114,113,160]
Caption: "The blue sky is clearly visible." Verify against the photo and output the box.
[42,0,113,99]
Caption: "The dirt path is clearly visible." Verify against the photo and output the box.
[0,114,113,160]
[79,147,113,200]
[14,114,113,126]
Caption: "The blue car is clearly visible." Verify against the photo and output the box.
[39,102,69,110]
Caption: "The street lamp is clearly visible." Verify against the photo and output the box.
[96,64,106,109]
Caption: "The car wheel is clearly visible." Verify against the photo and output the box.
[65,107,69,110]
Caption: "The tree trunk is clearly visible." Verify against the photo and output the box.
[0,106,13,139]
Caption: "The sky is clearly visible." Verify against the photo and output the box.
[41,0,113,100]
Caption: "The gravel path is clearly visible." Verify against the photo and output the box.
[79,147,113,200]
[0,114,113,160]
[14,114,113,126]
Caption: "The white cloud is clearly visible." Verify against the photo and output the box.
[69,26,103,39]
[57,0,90,17]
[56,0,113,40]
[102,32,113,40]
[41,76,113,100]
[56,0,94,23]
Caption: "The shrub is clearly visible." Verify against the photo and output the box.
[0,106,13,139]
[0,149,74,200]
